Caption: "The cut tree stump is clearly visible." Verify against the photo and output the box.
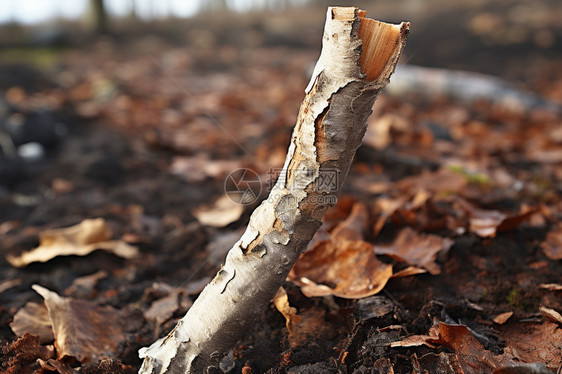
[139,7,409,374]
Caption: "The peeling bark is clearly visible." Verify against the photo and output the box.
[139,7,409,374]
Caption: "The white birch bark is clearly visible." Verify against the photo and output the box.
[139,7,409,373]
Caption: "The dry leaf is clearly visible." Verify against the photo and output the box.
[272,287,302,339]
[427,323,498,372]
[499,321,562,370]
[290,240,393,299]
[539,306,562,325]
[541,223,562,260]
[169,155,242,183]
[32,285,125,363]
[456,199,534,238]
[539,283,562,291]
[10,301,54,344]
[492,312,513,325]
[374,227,453,275]
[6,218,138,268]
[192,194,245,227]
[391,266,427,278]
[331,202,369,241]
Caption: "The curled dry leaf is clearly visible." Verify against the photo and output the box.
[374,227,453,275]
[541,223,562,260]
[539,306,562,325]
[6,218,138,268]
[31,285,125,363]
[272,287,302,339]
[290,240,393,299]
[10,301,54,344]
[192,194,245,228]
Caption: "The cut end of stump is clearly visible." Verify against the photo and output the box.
[332,7,409,82]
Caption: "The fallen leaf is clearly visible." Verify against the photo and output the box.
[456,199,534,238]
[492,312,513,325]
[290,240,393,299]
[144,292,181,324]
[272,287,302,340]
[539,306,562,325]
[541,223,562,260]
[374,227,453,275]
[390,335,435,348]
[64,270,108,298]
[169,155,242,183]
[193,194,245,227]
[391,266,427,278]
[331,202,369,241]
[6,218,138,268]
[539,283,562,291]
[498,321,562,370]
[10,301,54,344]
[427,323,498,372]
[32,285,125,363]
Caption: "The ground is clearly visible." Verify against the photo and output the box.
[0,1,561,373]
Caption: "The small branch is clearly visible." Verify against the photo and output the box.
[139,7,409,373]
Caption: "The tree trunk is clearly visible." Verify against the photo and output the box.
[90,0,108,34]
[139,7,409,373]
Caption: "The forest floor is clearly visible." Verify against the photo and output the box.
[1,1,562,373]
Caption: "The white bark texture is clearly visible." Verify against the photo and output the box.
[139,7,409,374]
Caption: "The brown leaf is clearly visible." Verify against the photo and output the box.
[374,227,453,275]
[272,287,302,343]
[10,301,54,344]
[290,240,393,299]
[427,323,498,373]
[6,219,138,268]
[32,285,125,363]
[331,202,369,241]
[539,306,562,325]
[169,155,242,183]
[492,312,513,325]
[391,266,427,278]
[541,223,562,260]
[498,321,562,370]
[193,194,245,228]
[456,199,534,238]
